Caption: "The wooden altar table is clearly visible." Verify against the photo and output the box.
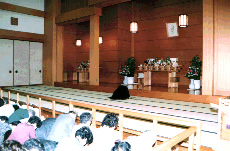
[75,70,89,82]
[136,69,180,88]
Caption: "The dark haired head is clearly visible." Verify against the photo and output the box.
[0,140,25,151]
[69,110,77,115]
[112,141,131,151]
[28,116,42,128]
[0,98,4,107]
[80,112,92,124]
[13,104,20,111]
[23,139,44,151]
[11,121,21,126]
[101,113,119,128]
[0,116,9,124]
[75,126,93,145]
[3,98,9,105]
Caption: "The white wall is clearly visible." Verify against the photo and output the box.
[0,10,44,34]
[0,0,44,11]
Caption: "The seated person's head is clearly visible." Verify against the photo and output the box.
[0,116,9,124]
[28,109,36,118]
[112,141,131,151]
[0,140,25,151]
[75,126,93,146]
[13,104,20,111]
[80,112,92,125]
[23,139,45,151]
[101,113,119,128]
[28,116,42,129]
[0,98,4,107]
[68,110,78,120]
[3,98,9,105]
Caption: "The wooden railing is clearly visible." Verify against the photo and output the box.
[0,89,201,151]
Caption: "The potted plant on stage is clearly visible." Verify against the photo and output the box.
[119,57,136,85]
[119,65,129,85]
[185,55,202,90]
[126,57,136,84]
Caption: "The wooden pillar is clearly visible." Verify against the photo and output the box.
[131,34,135,57]
[119,113,124,140]
[52,100,56,118]
[56,25,64,82]
[17,93,19,105]
[89,15,100,85]
[44,0,60,86]
[69,102,73,111]
[38,98,42,118]
[8,91,10,102]
[0,89,2,98]
[92,108,96,132]
[27,95,30,109]
[202,0,214,95]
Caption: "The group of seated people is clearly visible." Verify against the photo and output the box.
[0,98,157,151]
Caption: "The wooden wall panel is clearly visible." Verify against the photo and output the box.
[100,62,119,73]
[62,0,202,86]
[99,39,119,50]
[61,0,88,14]
[132,0,203,86]
[63,52,77,71]
[100,51,119,62]
[63,25,77,73]
[63,5,121,83]
[99,71,120,83]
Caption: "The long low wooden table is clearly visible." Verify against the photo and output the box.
[74,70,89,82]
[136,69,180,88]
[63,70,89,82]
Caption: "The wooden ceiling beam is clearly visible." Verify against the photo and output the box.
[88,0,131,8]
[55,7,102,25]
[0,2,45,17]
[0,29,44,42]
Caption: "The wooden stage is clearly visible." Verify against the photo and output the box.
[55,81,222,105]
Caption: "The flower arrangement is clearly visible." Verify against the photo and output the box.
[185,55,202,80]
[119,65,130,76]
[119,57,136,77]
[144,56,172,67]
[77,60,89,70]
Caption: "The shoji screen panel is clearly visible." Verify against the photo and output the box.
[14,40,30,85]
[30,42,43,84]
[0,39,13,86]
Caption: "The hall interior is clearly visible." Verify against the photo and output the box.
[1,0,230,150]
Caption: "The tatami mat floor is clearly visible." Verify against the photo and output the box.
[2,85,218,150]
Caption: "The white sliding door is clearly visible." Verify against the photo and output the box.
[0,39,13,86]
[14,40,30,85]
[30,42,43,84]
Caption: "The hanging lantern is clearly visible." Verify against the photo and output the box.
[99,37,103,44]
[179,14,188,27]
[130,21,138,33]
[76,40,81,46]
